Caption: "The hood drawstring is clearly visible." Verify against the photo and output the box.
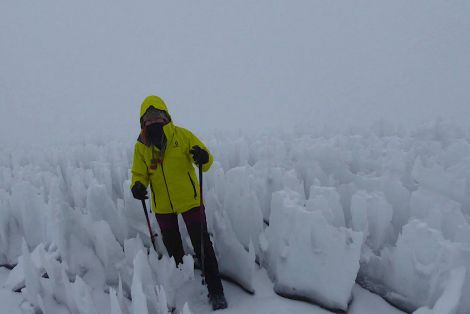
[150,141,166,170]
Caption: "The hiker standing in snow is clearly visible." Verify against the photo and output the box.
[130,95,227,310]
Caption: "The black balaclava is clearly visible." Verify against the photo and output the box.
[142,106,169,149]
[147,123,165,149]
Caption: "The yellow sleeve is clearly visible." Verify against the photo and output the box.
[130,143,149,189]
[186,130,214,172]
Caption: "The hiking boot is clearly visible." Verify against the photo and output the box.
[209,293,227,311]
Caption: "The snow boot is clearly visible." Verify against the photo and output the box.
[209,293,227,311]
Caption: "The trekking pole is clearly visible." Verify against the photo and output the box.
[141,199,157,251]
[199,162,206,285]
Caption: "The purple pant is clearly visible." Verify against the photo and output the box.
[155,206,205,231]
[154,206,224,297]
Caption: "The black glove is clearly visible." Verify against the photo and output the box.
[190,145,209,165]
[131,181,148,200]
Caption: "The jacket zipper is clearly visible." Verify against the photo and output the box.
[188,172,197,199]
[161,160,175,212]
[149,182,157,209]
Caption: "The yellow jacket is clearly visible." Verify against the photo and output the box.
[130,96,213,214]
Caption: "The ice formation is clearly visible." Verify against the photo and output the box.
[1,121,470,313]
[263,190,362,311]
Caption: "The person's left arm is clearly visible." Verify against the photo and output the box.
[185,130,214,172]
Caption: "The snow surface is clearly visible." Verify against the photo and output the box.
[1,121,470,313]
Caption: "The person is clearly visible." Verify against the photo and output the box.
[130,95,227,310]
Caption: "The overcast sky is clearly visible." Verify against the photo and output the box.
[1,0,469,145]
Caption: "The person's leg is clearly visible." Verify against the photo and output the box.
[155,213,184,265]
[182,206,226,308]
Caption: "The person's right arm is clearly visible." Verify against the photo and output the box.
[130,143,149,189]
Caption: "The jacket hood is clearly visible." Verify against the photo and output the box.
[140,95,171,120]
[138,95,175,146]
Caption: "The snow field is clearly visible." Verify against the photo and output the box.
[0,120,469,313]
[208,121,470,313]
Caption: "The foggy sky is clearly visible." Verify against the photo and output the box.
[1,0,469,145]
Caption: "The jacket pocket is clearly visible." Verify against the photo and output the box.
[188,172,197,199]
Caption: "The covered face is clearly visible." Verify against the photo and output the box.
[139,95,173,147]
[139,95,172,128]
[142,106,169,127]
